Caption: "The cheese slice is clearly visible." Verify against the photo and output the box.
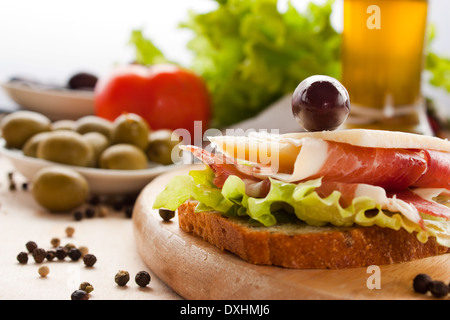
[209,133,331,181]
[209,133,301,173]
[281,129,450,152]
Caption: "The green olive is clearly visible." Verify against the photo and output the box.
[0,111,51,149]
[147,130,181,165]
[32,166,89,212]
[99,144,148,170]
[111,113,150,150]
[51,119,76,131]
[74,115,113,139]
[37,131,94,167]
[82,132,110,167]
[22,131,53,158]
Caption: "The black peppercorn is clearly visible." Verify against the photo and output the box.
[25,241,38,253]
[112,199,123,211]
[124,194,137,206]
[73,210,83,221]
[85,207,95,218]
[125,206,133,218]
[83,254,97,267]
[88,194,100,206]
[17,252,28,264]
[413,273,432,294]
[114,270,130,286]
[9,181,16,191]
[135,271,151,287]
[55,246,68,260]
[68,248,82,261]
[159,209,175,221]
[46,250,56,261]
[429,280,449,298]
[71,289,89,300]
[32,248,47,263]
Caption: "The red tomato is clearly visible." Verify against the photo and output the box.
[94,64,211,139]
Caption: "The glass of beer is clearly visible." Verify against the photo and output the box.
[341,0,432,135]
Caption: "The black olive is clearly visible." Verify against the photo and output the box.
[292,75,350,132]
[67,72,98,90]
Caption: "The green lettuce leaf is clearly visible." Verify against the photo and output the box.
[153,166,450,247]
[152,167,235,214]
[129,30,168,65]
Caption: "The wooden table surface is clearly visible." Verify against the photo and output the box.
[0,155,182,300]
[2,151,449,301]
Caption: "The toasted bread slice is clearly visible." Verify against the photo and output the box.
[178,201,450,269]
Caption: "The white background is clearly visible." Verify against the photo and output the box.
[0,0,448,111]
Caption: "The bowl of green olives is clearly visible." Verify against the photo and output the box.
[0,111,185,195]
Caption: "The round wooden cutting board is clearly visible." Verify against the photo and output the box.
[132,165,450,300]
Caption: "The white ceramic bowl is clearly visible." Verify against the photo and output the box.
[2,81,95,120]
[0,138,184,195]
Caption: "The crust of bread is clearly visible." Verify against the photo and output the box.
[177,201,450,269]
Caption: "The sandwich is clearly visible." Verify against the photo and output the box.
[153,129,450,269]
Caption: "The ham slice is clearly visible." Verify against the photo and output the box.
[390,189,450,220]
[180,145,271,197]
[412,150,450,189]
[291,140,428,190]
[210,133,449,190]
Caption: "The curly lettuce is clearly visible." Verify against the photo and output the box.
[153,166,450,247]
